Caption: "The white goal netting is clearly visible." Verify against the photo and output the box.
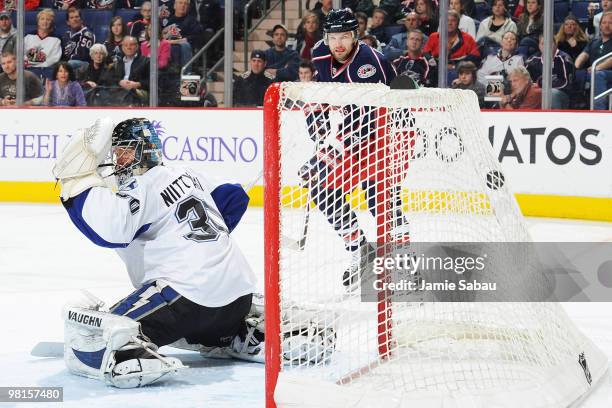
[263,82,607,408]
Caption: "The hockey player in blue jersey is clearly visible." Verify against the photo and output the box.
[311,9,396,84]
[302,9,410,289]
[52,118,265,388]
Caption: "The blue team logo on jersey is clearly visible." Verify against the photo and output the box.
[357,64,377,79]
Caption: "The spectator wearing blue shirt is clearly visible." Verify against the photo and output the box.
[265,24,300,82]
[384,11,428,61]
[575,11,612,110]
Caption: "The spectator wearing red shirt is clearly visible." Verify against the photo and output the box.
[423,10,480,83]
[140,24,172,70]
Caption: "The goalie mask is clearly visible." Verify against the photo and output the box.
[111,118,162,186]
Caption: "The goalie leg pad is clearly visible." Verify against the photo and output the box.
[63,305,184,388]
[281,306,338,364]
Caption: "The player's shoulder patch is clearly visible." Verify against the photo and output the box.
[241,71,251,79]
[357,63,377,79]
[116,192,141,215]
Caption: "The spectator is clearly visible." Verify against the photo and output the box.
[452,61,485,106]
[296,11,322,61]
[516,0,543,56]
[476,0,518,56]
[313,0,333,36]
[105,16,127,63]
[265,24,300,82]
[43,61,86,106]
[423,10,480,81]
[114,36,149,105]
[450,0,476,38]
[0,10,15,62]
[80,44,114,93]
[415,0,437,36]
[62,7,95,71]
[369,8,390,45]
[141,23,172,70]
[498,65,541,109]
[555,15,589,63]
[384,11,428,61]
[0,51,43,106]
[233,49,273,106]
[355,11,368,39]
[575,11,612,110]
[298,60,316,82]
[162,0,203,68]
[393,29,432,86]
[588,0,612,39]
[24,8,62,79]
[477,31,524,84]
[128,1,151,44]
[0,0,39,10]
[525,35,574,109]
[362,34,380,49]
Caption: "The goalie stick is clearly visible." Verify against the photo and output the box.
[31,341,64,358]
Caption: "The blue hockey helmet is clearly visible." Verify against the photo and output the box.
[323,8,359,34]
[111,118,162,184]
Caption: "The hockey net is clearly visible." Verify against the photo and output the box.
[263,82,607,408]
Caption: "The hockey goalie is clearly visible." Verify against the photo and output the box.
[52,117,335,387]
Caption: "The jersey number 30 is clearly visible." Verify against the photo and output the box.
[175,196,228,242]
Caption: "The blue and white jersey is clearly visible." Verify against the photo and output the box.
[62,165,257,308]
[311,40,396,85]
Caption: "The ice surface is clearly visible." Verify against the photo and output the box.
[0,204,610,407]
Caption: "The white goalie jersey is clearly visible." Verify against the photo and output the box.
[62,165,257,307]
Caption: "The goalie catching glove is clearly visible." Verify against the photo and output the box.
[52,118,115,200]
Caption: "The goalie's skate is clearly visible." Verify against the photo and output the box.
[107,346,185,389]
[342,242,376,291]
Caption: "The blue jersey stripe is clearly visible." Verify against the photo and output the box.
[63,189,151,249]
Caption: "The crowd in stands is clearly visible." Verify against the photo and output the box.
[235,0,611,110]
[0,0,610,110]
[0,0,221,107]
